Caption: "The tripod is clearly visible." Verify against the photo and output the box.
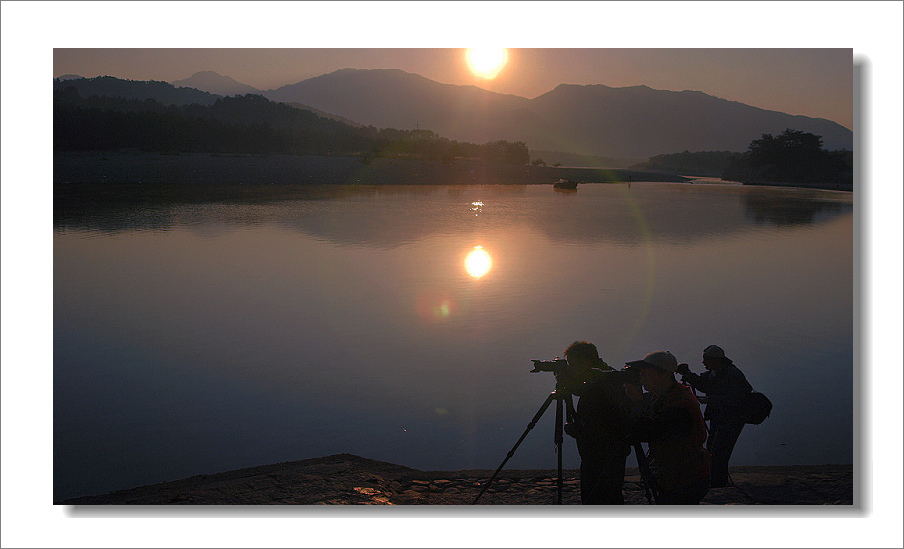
[472,384,662,505]
[473,387,570,504]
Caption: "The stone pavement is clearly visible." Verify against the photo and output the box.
[59,454,853,506]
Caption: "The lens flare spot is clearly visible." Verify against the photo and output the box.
[434,300,452,319]
[415,291,457,322]
[465,246,492,279]
[434,408,448,416]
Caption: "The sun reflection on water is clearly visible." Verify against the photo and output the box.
[465,245,492,279]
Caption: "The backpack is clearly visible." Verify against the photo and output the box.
[742,391,773,425]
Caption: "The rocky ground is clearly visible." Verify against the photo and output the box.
[58,454,853,506]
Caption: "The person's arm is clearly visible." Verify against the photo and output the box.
[678,364,710,393]
[563,393,579,438]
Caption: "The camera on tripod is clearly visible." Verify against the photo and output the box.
[530,358,641,385]
[530,358,568,375]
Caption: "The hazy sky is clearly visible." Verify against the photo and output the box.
[54,48,853,129]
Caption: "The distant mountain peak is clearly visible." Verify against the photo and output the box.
[320,67,436,83]
[171,71,260,96]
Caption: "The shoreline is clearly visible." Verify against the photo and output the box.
[53,151,852,192]
[57,454,854,505]
[54,150,690,188]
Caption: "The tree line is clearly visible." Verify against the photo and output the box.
[630,150,737,177]
[722,129,852,188]
[53,87,530,165]
[630,129,852,189]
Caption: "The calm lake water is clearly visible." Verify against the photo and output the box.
[54,182,854,501]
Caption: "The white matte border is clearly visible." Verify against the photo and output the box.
[2,1,902,548]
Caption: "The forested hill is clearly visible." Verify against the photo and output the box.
[53,85,529,164]
[54,75,220,106]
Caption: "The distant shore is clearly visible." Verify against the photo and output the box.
[58,453,854,505]
[54,150,690,188]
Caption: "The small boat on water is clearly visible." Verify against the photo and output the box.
[553,178,578,190]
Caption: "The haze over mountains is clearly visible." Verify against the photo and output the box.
[61,69,853,160]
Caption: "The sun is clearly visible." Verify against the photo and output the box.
[466,48,508,80]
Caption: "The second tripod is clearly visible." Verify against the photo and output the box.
[472,387,571,504]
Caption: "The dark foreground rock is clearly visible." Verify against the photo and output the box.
[58,454,853,505]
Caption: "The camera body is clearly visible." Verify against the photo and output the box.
[600,366,642,386]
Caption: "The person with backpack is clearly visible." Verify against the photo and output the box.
[558,341,632,504]
[625,351,711,504]
[676,345,753,487]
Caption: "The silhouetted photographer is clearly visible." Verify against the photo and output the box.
[677,345,753,487]
[475,342,644,505]
[626,351,711,504]
[557,341,633,504]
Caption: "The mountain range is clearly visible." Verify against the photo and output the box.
[58,69,853,159]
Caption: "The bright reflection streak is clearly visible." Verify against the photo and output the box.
[465,246,492,279]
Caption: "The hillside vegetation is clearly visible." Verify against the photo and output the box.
[54,86,529,165]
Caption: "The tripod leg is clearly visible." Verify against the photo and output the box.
[555,395,564,505]
[633,441,659,504]
[473,392,557,504]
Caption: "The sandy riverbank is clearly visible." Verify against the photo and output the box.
[58,453,853,505]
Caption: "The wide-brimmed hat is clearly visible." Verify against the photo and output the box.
[703,345,732,364]
[626,351,678,373]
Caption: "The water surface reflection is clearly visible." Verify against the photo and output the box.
[55,183,852,246]
[53,183,853,501]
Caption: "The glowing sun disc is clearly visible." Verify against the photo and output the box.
[466,48,508,79]
[466,246,492,278]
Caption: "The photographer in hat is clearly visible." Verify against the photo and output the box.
[626,351,711,504]
[559,341,632,504]
[676,345,753,487]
